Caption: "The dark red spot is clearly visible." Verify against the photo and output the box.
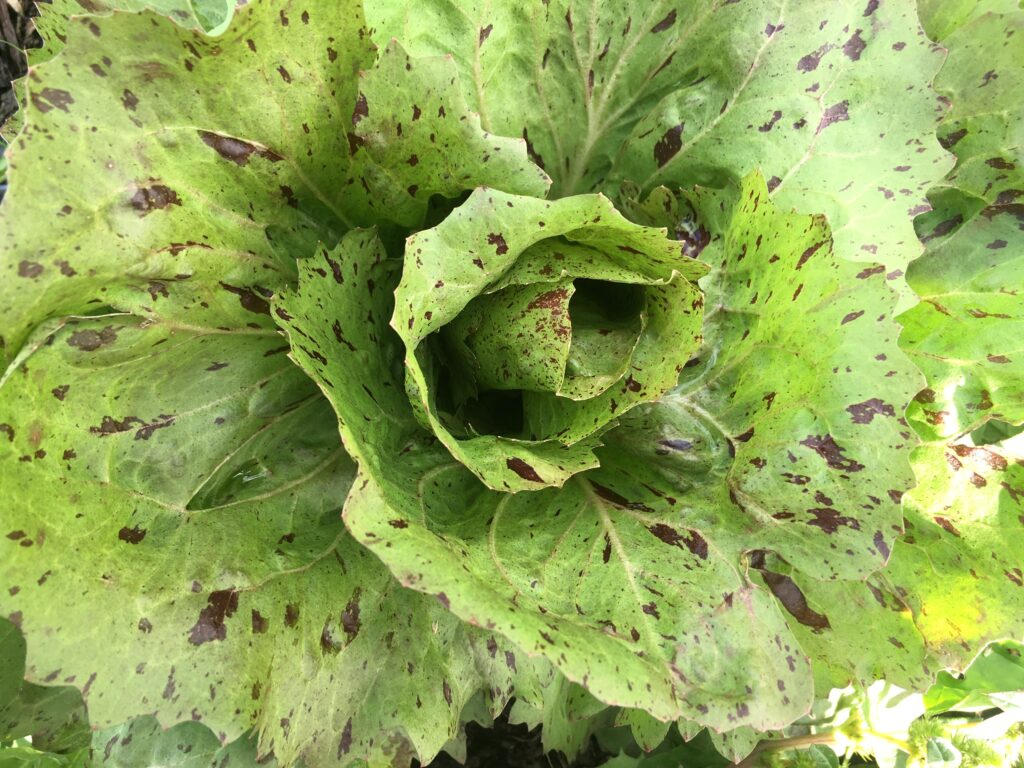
[842,30,866,60]
[758,110,782,132]
[796,242,823,270]
[807,507,860,533]
[650,10,676,32]
[352,93,368,126]
[487,233,509,255]
[17,261,43,278]
[817,101,850,132]
[342,589,361,641]
[506,457,542,482]
[219,282,271,315]
[337,718,353,757]
[121,89,138,111]
[130,185,181,215]
[198,131,282,165]
[647,523,708,559]
[653,123,683,167]
[751,551,831,631]
[30,87,74,114]
[933,516,962,537]
[939,128,967,149]
[800,434,864,472]
[118,526,147,544]
[188,590,239,645]
[251,610,268,634]
[846,398,895,424]
[797,44,832,72]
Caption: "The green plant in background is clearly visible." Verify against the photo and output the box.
[0,0,1021,766]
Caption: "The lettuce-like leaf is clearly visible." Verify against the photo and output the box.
[0,618,90,753]
[276,227,811,729]
[901,3,1024,439]
[366,0,950,277]
[1,0,1017,763]
[0,314,534,767]
[0,0,547,367]
[722,0,1024,707]
[275,173,918,733]
[392,188,706,490]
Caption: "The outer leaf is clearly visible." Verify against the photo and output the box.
[276,210,822,731]
[352,41,551,209]
[889,437,1024,666]
[0,618,24,705]
[391,187,706,491]
[2,0,556,367]
[0,315,527,768]
[916,0,1019,42]
[924,641,1024,715]
[624,173,921,580]
[1,0,378,364]
[92,720,222,768]
[786,434,1024,698]
[366,0,951,275]
[29,0,237,67]
[901,6,1024,439]
[747,551,930,697]
[93,717,279,768]
[772,0,1024,710]
[0,619,90,753]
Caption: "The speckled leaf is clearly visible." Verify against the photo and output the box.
[93,718,229,768]
[881,436,1024,668]
[745,550,931,697]
[901,6,1024,440]
[276,228,813,732]
[391,188,706,491]
[91,715,291,767]
[916,0,1019,42]
[0,315,530,768]
[507,678,615,760]
[762,431,1024,700]
[623,172,921,580]
[352,41,551,211]
[365,0,951,277]
[30,0,238,59]
[2,0,388,366]
[0,618,23,712]
[0,618,90,753]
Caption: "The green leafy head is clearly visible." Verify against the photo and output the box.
[392,188,708,490]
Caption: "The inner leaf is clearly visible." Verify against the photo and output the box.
[560,279,645,400]
[441,279,575,394]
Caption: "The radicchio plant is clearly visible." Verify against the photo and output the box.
[1,0,1021,766]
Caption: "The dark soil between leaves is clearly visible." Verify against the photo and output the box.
[418,707,612,768]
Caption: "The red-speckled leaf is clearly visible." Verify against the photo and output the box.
[620,172,922,581]
[366,0,951,281]
[0,0,381,366]
[901,6,1024,440]
[781,434,1024,696]
[0,314,531,768]
[4,1,545,369]
[275,226,814,733]
[352,41,551,211]
[390,188,706,491]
